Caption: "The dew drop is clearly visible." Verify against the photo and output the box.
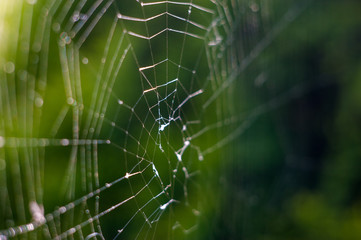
[67,97,75,105]
[82,57,88,64]
[72,12,80,22]
[27,0,37,5]
[60,139,70,146]
[60,32,71,45]
[35,97,43,107]
[4,62,15,74]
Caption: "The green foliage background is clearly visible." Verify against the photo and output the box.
[202,1,361,239]
[1,0,361,239]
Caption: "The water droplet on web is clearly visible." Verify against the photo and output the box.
[72,12,80,22]
[82,57,88,64]
[60,32,71,45]
[4,62,15,74]
[60,139,70,146]
[59,206,66,214]
[118,100,123,105]
[67,97,75,105]
[35,97,43,107]
[27,0,37,5]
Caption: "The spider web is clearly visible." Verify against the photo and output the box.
[0,0,309,239]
